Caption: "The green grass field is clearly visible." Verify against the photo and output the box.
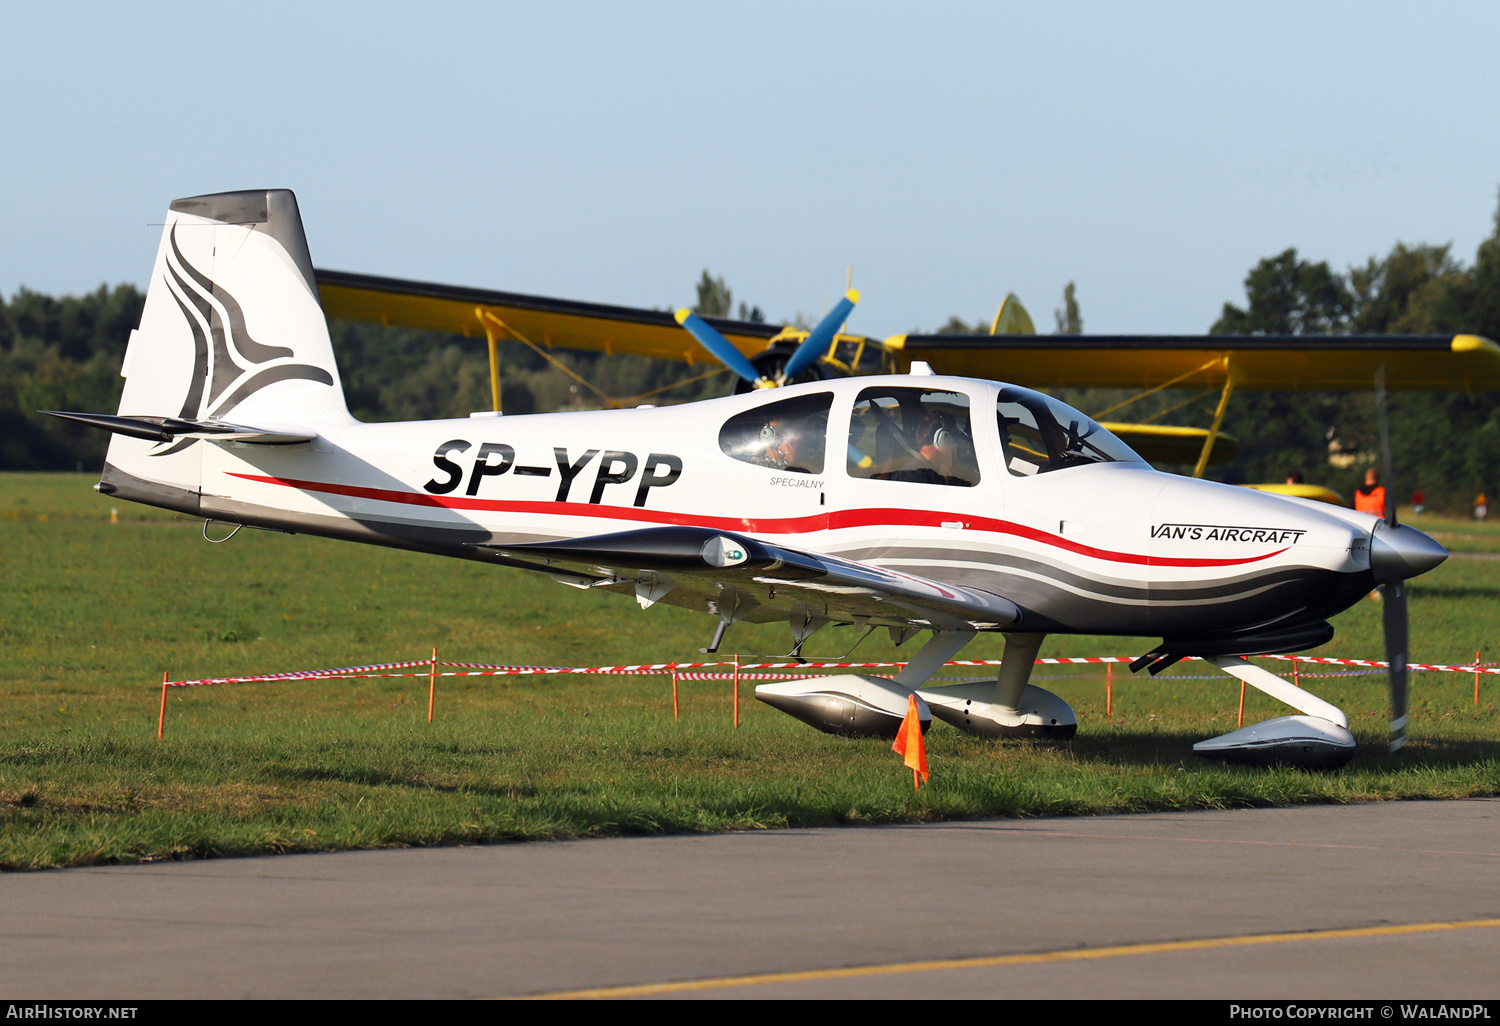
[3,472,1499,870]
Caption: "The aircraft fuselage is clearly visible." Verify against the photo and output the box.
[101,374,1397,643]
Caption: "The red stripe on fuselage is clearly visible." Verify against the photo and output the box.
[225,472,1284,569]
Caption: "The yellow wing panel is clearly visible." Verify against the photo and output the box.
[316,270,785,365]
[1101,423,1239,465]
[885,334,1500,392]
[1242,483,1346,506]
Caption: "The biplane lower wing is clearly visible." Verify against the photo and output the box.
[488,525,1023,633]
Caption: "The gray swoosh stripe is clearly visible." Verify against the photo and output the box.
[167,227,244,404]
[837,544,1335,603]
[209,363,334,417]
[164,277,208,420]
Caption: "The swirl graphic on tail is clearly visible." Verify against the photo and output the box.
[151,224,333,456]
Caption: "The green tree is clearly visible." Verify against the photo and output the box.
[1349,242,1464,334]
[1054,281,1082,334]
[933,315,990,334]
[693,271,733,317]
[1212,248,1353,336]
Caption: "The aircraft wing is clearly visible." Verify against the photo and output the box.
[315,269,785,366]
[484,525,1022,632]
[884,333,1500,391]
[316,268,1500,393]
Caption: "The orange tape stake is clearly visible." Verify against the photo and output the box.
[1291,656,1301,688]
[671,671,679,720]
[157,671,169,740]
[1476,650,1482,708]
[427,647,437,724]
[1237,678,1247,728]
[732,653,740,729]
[1105,662,1114,718]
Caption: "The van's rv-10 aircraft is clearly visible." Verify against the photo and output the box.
[50,190,1486,769]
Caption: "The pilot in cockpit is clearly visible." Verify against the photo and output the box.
[758,417,807,472]
[879,409,977,486]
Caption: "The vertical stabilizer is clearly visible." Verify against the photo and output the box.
[104,189,351,510]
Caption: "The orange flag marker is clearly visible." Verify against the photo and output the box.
[891,693,929,791]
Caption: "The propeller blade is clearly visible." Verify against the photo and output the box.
[674,309,762,384]
[1374,363,1408,752]
[1384,580,1410,752]
[782,289,860,381]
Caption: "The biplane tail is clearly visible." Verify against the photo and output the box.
[62,190,354,511]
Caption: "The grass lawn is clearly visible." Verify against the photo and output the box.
[3,472,1498,870]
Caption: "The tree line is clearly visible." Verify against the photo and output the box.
[4,200,1500,509]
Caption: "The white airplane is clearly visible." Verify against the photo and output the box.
[48,190,1450,769]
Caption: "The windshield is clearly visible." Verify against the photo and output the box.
[996,386,1144,476]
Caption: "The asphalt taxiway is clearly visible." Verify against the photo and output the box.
[3,800,1498,998]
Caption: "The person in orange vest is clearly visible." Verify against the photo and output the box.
[1353,467,1386,518]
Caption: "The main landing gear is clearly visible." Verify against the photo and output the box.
[753,631,1078,741]
[754,629,1355,770]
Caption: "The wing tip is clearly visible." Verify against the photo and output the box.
[1452,334,1499,354]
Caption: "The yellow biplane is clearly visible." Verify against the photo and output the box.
[315,269,1500,482]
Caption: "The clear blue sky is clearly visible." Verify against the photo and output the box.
[3,1,1499,336]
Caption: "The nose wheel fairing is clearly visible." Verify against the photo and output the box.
[1193,715,1356,770]
[1191,656,1356,769]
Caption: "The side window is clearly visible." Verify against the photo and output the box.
[718,392,833,474]
[847,387,980,487]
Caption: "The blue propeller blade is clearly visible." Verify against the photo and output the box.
[674,309,762,384]
[782,289,859,381]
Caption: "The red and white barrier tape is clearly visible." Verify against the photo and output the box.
[160,653,1496,688]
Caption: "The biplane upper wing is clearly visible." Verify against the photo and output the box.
[315,269,1500,393]
[884,333,1500,392]
[315,269,785,366]
[486,525,1022,632]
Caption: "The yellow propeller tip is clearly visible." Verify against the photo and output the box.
[846,288,861,304]
[673,308,691,325]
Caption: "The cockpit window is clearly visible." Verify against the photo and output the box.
[996,386,1144,476]
[718,392,833,474]
[847,387,980,487]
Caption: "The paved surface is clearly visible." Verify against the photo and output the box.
[3,800,1499,998]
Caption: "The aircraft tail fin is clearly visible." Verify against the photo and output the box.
[990,293,1036,335]
[100,190,352,510]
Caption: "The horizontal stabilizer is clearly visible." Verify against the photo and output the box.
[40,410,315,445]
